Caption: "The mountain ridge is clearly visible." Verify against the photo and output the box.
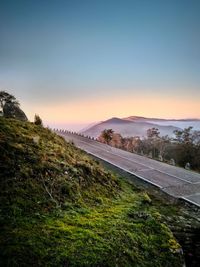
[123,116,200,122]
[80,116,200,138]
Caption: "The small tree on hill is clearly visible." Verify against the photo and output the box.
[98,129,114,144]
[146,128,160,158]
[34,114,43,126]
[147,128,160,139]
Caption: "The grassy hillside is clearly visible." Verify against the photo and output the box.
[0,117,183,266]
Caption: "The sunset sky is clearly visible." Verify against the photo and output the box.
[0,0,200,129]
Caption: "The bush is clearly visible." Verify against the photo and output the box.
[34,114,43,126]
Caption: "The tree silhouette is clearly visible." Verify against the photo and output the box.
[0,90,27,121]
[147,128,160,139]
[99,129,114,144]
[0,91,19,112]
[34,114,43,126]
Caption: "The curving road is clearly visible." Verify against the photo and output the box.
[58,131,200,207]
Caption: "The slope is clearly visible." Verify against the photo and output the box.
[0,117,183,266]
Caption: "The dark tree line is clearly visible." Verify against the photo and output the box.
[98,127,200,172]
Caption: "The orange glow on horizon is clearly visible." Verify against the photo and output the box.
[22,95,200,124]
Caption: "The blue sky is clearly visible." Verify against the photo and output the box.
[0,0,200,127]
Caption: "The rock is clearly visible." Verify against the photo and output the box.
[185,163,191,170]
[169,158,176,166]
[33,136,40,144]
[148,151,153,158]
[3,102,28,121]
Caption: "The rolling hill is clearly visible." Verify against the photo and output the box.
[0,116,184,266]
[80,116,200,139]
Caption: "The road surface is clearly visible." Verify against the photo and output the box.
[58,131,200,207]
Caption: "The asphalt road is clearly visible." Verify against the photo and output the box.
[58,131,200,207]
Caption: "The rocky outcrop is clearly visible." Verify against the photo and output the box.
[3,102,28,121]
[164,206,200,267]
[172,222,200,267]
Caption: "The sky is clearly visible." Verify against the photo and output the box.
[0,0,200,130]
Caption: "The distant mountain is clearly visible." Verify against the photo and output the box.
[124,116,200,122]
[77,121,99,132]
[101,117,134,124]
[80,116,200,139]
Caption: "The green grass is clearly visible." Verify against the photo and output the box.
[0,117,183,266]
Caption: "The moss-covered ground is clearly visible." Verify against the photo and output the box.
[0,117,184,266]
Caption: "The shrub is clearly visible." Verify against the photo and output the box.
[34,114,43,126]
